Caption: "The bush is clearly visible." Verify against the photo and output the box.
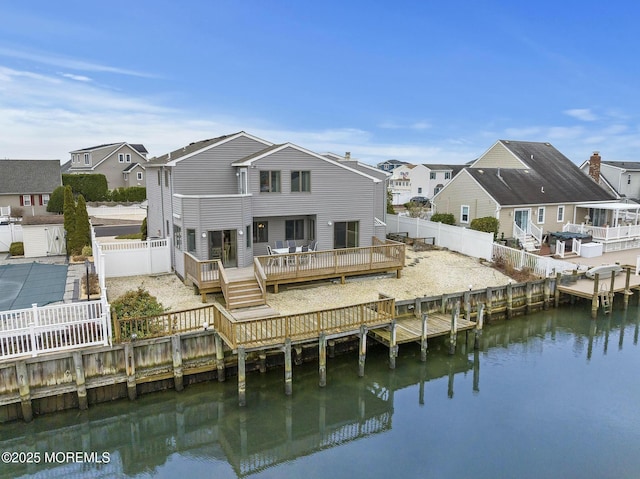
[430,213,456,225]
[110,186,147,203]
[63,173,109,201]
[9,242,24,256]
[140,217,147,241]
[81,245,93,257]
[111,287,166,319]
[47,186,66,213]
[470,216,500,240]
[73,195,91,255]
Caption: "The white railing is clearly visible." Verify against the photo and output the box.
[563,222,640,242]
[513,222,527,246]
[572,238,581,256]
[92,231,171,278]
[530,222,543,245]
[556,240,565,259]
[493,243,579,278]
[0,301,109,360]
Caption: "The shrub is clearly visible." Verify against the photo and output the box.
[110,186,147,203]
[81,245,93,257]
[47,186,66,213]
[63,174,109,201]
[81,272,100,296]
[430,213,456,225]
[140,217,147,241]
[73,195,91,255]
[111,287,166,319]
[9,242,24,256]
[470,216,500,240]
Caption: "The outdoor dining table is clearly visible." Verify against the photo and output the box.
[272,246,304,267]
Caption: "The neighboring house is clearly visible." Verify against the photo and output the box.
[377,159,408,172]
[65,142,149,190]
[146,131,389,277]
[579,152,640,201]
[388,163,463,205]
[431,140,616,250]
[0,160,62,217]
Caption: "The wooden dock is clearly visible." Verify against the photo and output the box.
[369,313,476,346]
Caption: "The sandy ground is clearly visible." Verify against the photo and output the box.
[105,249,512,316]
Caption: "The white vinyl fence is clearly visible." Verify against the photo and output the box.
[92,233,171,278]
[0,301,111,360]
[87,204,145,218]
[386,214,494,260]
[492,243,580,277]
[0,223,23,252]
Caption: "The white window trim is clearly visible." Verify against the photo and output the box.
[537,206,545,224]
[118,154,124,163]
[42,194,50,205]
[557,205,565,222]
[126,153,131,163]
[84,153,90,165]
[460,205,470,224]
[22,195,32,206]
[137,172,143,181]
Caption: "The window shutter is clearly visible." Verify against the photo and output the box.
[39,195,43,205]
[32,195,36,206]
[19,195,23,206]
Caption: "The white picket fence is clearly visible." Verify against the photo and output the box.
[0,301,111,360]
[386,214,494,260]
[492,243,580,277]
[92,232,171,278]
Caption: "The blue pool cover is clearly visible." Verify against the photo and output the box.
[0,262,68,311]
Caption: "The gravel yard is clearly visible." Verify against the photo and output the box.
[105,249,512,316]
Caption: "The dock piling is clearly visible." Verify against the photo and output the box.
[449,301,459,355]
[591,273,600,319]
[319,333,327,387]
[624,267,632,310]
[238,347,246,407]
[171,335,184,392]
[215,333,225,382]
[284,339,293,396]
[474,303,484,350]
[420,312,428,362]
[16,361,32,422]
[125,342,137,401]
[389,320,398,369]
[358,325,367,377]
[72,351,88,410]
[506,282,513,319]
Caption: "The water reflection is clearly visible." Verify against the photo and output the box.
[0,303,638,478]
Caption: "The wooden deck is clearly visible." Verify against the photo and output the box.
[556,270,640,300]
[370,313,476,346]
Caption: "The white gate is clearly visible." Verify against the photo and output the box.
[45,225,66,255]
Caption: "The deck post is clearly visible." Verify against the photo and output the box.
[258,353,267,373]
[591,273,600,319]
[449,301,459,355]
[441,294,447,314]
[284,338,293,396]
[420,312,428,362]
[72,351,88,410]
[414,297,421,317]
[16,361,32,422]
[294,346,303,366]
[389,320,398,369]
[474,303,484,350]
[171,335,184,392]
[125,342,137,401]
[609,271,616,311]
[624,267,632,310]
[358,325,368,377]
[555,272,561,308]
[238,347,246,407]
[319,333,327,387]
[543,277,550,310]
[525,282,532,314]
[506,282,513,319]
[215,333,226,382]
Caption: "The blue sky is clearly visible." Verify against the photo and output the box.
[1,1,639,166]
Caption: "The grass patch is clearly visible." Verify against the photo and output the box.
[115,233,143,240]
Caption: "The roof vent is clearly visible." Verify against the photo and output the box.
[530,154,534,160]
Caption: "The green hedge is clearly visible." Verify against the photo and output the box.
[63,174,109,201]
[110,186,146,202]
[430,213,456,225]
[470,216,500,240]
[9,242,24,256]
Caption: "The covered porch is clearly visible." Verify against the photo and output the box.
[564,202,640,252]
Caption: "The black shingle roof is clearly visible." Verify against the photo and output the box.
[0,160,62,194]
[602,161,640,170]
[147,133,242,165]
[468,140,615,205]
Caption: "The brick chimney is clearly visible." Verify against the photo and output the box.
[588,151,601,183]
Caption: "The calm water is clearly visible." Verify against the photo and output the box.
[2,303,640,479]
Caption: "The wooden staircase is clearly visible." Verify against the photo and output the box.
[224,278,266,310]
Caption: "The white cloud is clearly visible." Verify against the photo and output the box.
[564,108,598,122]
[59,72,92,82]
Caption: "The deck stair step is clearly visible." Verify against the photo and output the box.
[224,278,266,310]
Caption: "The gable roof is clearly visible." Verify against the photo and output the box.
[0,160,62,194]
[231,143,383,183]
[148,132,273,166]
[466,141,615,205]
[601,161,640,171]
[71,143,148,155]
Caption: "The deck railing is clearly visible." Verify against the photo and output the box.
[0,301,109,359]
[212,297,395,349]
[184,252,221,290]
[253,258,267,301]
[254,242,405,282]
[563,222,640,242]
[493,243,578,277]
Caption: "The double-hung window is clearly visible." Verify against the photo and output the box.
[260,171,281,192]
[460,205,470,223]
[291,171,311,192]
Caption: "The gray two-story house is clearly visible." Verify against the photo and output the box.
[146,132,389,277]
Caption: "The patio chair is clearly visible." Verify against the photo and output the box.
[275,240,284,249]
[265,245,277,267]
[300,244,310,265]
[309,240,318,251]
[287,246,297,266]
[287,240,297,248]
